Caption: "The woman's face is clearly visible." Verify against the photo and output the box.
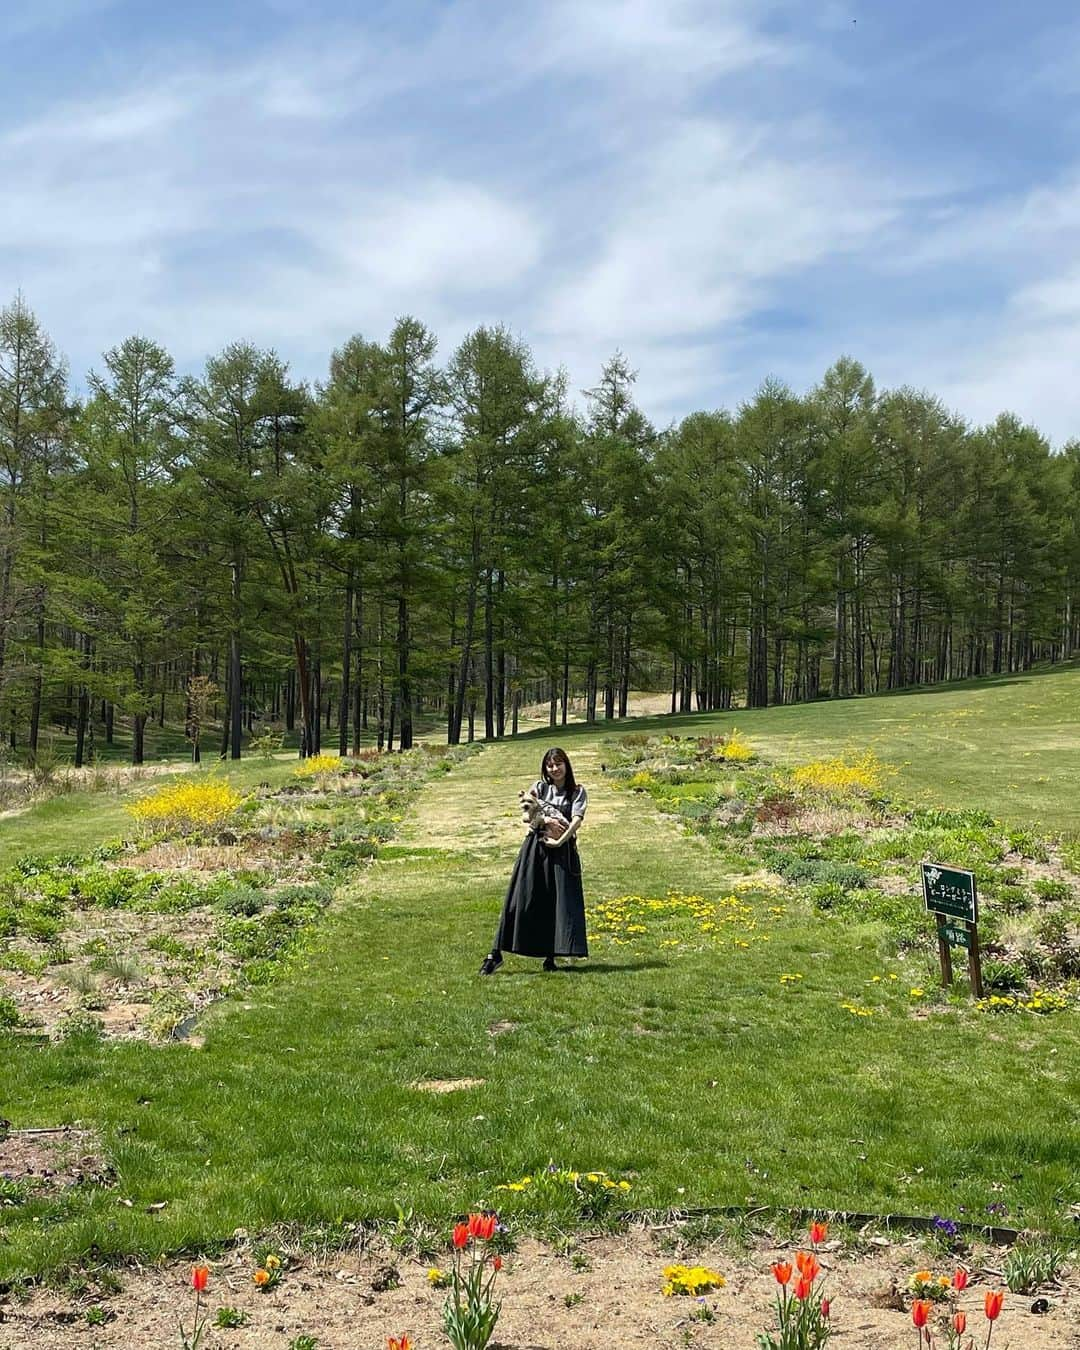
[546,756,567,786]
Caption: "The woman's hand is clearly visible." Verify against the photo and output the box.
[541,834,565,848]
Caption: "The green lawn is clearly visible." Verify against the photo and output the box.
[1,665,1079,1279]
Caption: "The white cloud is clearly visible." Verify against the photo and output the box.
[330,183,542,294]
[539,117,897,351]
[4,86,190,149]
[529,0,790,79]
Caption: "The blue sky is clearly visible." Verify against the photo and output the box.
[4,0,1080,441]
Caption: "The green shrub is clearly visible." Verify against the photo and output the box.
[1033,878,1072,904]
[982,959,1028,992]
[807,880,847,911]
[765,853,871,892]
[814,887,927,945]
[0,994,21,1028]
[909,806,996,831]
[1003,1242,1067,1293]
[217,885,268,917]
[995,885,1031,915]
[56,1007,103,1041]
[1007,828,1050,862]
[139,878,204,914]
[68,866,139,908]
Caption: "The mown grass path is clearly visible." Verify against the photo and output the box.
[2,671,1080,1279]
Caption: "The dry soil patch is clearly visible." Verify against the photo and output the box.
[3,1231,1077,1349]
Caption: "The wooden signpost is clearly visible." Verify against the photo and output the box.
[921,862,983,997]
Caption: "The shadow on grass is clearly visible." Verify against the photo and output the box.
[498,960,668,975]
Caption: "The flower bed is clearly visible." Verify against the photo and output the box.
[604,733,1080,1016]
[0,1217,1058,1350]
[0,746,477,1041]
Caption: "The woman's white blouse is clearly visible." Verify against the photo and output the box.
[533,780,588,819]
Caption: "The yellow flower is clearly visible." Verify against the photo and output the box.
[265,1255,281,1271]
[253,1268,270,1286]
[293,753,344,778]
[128,780,244,835]
[662,1263,725,1296]
[790,750,888,797]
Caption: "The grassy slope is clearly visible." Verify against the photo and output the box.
[1,665,1079,1276]
[635,661,1080,837]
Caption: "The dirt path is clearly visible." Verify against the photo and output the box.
[402,734,704,895]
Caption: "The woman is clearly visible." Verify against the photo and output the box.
[479,747,588,974]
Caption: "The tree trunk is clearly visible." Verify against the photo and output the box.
[338,571,353,756]
[397,590,412,749]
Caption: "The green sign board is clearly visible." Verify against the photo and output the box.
[922,862,977,923]
[936,916,972,950]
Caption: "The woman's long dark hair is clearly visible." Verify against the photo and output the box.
[540,747,579,805]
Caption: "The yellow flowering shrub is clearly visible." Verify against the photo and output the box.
[127,780,244,835]
[790,750,885,797]
[662,1263,725,1296]
[293,753,344,778]
[627,769,655,790]
[717,728,754,762]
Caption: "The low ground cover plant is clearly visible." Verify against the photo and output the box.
[494,1166,633,1228]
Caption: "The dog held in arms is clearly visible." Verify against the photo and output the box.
[518,787,568,842]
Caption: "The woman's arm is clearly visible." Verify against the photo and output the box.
[543,785,585,846]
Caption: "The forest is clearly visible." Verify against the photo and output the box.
[2,292,1079,764]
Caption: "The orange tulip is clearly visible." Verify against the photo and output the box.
[795,1252,820,1282]
[952,1267,969,1291]
[471,1213,496,1241]
[493,1256,503,1272]
[985,1289,1004,1321]
[452,1222,469,1249]
[912,1299,931,1328]
[809,1220,828,1245]
[253,1268,270,1286]
[821,1297,831,1318]
[388,1338,413,1350]
[953,1311,966,1334]
[191,1265,209,1292]
[468,1213,484,1238]
[771,1261,793,1285]
[794,1276,813,1301]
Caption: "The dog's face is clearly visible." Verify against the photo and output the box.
[519,788,544,825]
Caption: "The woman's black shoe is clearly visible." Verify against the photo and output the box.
[479,952,503,976]
[542,957,559,971]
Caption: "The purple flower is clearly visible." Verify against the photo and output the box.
[932,1216,958,1238]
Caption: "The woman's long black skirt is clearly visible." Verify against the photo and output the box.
[493,831,588,958]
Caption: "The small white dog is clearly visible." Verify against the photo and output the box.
[518,787,567,840]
